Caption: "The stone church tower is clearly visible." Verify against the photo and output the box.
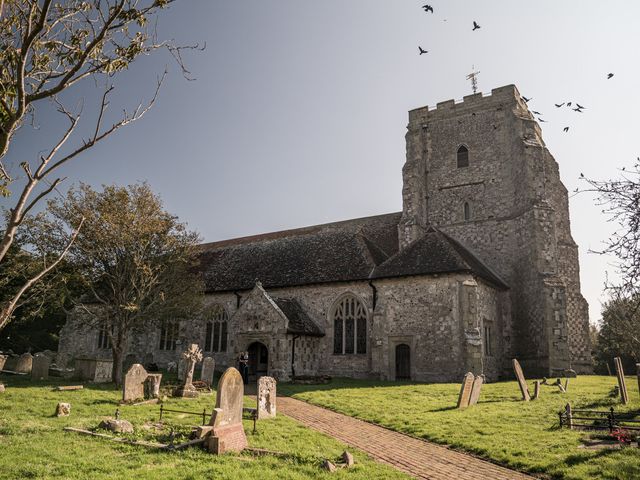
[399,84,591,375]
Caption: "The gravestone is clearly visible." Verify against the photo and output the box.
[74,358,113,383]
[533,380,540,400]
[177,357,186,381]
[173,344,203,398]
[512,359,530,401]
[614,357,629,405]
[206,367,247,454]
[636,364,640,397]
[200,357,215,387]
[144,373,162,399]
[56,402,71,417]
[468,375,483,406]
[31,353,51,380]
[123,364,148,402]
[14,353,33,374]
[456,372,474,408]
[257,376,277,419]
[0,383,4,393]
[123,354,137,374]
[0,354,7,371]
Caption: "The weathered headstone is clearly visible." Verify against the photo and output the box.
[468,375,483,406]
[173,344,203,398]
[533,380,540,400]
[55,402,71,417]
[341,451,355,467]
[31,353,51,380]
[456,372,474,408]
[74,357,113,383]
[14,353,33,374]
[0,354,7,371]
[614,357,629,405]
[636,363,640,397]
[321,460,337,472]
[123,364,148,402]
[512,359,530,401]
[177,357,186,381]
[200,357,215,386]
[257,376,277,419]
[144,373,162,399]
[205,367,247,454]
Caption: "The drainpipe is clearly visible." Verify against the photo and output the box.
[233,291,242,309]
[368,280,377,311]
[291,335,300,380]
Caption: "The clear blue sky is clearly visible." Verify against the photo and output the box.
[5,1,640,324]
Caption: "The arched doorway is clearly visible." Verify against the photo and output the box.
[248,342,268,379]
[395,344,411,380]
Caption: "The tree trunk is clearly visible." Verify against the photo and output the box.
[112,347,124,388]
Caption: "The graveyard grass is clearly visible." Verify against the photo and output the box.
[0,375,408,480]
[280,375,640,480]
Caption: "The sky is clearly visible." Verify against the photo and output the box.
[4,1,640,324]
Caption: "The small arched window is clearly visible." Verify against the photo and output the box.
[332,295,368,355]
[464,202,471,221]
[457,145,469,168]
[204,305,228,352]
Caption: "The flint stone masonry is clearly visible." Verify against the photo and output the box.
[57,84,591,383]
[257,376,277,419]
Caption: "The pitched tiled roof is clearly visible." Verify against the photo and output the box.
[273,298,324,337]
[197,213,508,292]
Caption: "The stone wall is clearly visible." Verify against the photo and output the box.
[400,84,591,375]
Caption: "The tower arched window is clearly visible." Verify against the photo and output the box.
[457,145,469,168]
[332,295,368,355]
[464,202,471,221]
[204,305,228,353]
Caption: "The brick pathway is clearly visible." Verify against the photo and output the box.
[277,396,535,480]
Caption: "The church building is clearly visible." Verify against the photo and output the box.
[58,84,592,382]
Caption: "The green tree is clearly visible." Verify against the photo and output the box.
[594,295,640,374]
[46,183,204,386]
[0,0,193,331]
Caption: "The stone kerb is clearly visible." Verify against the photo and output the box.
[257,376,277,419]
[205,367,247,454]
[123,364,148,402]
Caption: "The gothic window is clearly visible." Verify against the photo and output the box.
[332,295,368,355]
[159,320,179,351]
[457,145,469,168]
[464,202,471,221]
[97,322,111,350]
[483,323,492,356]
[204,305,228,353]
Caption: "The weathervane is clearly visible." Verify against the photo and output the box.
[466,65,480,94]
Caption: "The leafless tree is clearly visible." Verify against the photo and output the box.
[0,0,195,330]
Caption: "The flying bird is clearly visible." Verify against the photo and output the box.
[473,21,481,31]
[555,103,565,108]
[576,103,586,109]
[522,96,532,103]
[418,46,428,55]
[422,4,434,13]
[537,117,547,123]
[607,73,614,79]
[566,102,572,107]
[563,127,569,132]
[573,107,583,112]
[532,111,542,115]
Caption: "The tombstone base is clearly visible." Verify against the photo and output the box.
[206,423,247,454]
[173,384,199,398]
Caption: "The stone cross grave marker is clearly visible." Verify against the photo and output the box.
[200,357,215,387]
[206,367,247,454]
[512,359,530,401]
[468,375,483,406]
[123,364,148,402]
[173,344,203,398]
[456,372,474,408]
[257,376,277,419]
[14,353,33,374]
[614,357,629,405]
[31,353,51,380]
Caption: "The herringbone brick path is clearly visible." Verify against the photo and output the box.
[277,396,535,480]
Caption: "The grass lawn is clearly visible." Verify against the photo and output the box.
[279,375,640,480]
[0,374,408,480]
